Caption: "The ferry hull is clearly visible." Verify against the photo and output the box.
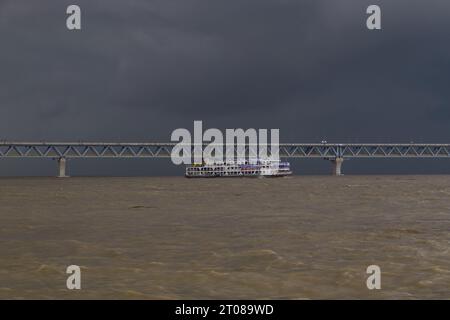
[185,171,293,178]
[185,174,292,178]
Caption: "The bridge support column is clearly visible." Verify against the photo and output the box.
[331,157,344,176]
[57,157,68,178]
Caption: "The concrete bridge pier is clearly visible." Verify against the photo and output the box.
[331,157,344,176]
[57,157,68,178]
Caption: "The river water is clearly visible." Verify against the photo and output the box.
[0,176,449,299]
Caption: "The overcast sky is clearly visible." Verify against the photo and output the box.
[1,0,449,175]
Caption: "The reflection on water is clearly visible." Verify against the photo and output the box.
[0,176,449,299]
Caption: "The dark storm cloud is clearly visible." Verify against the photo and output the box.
[0,0,450,174]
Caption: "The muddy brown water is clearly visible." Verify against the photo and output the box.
[0,176,449,299]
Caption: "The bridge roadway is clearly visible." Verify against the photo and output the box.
[1,142,449,176]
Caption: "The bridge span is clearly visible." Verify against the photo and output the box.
[1,142,450,177]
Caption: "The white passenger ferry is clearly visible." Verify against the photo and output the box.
[185,159,292,178]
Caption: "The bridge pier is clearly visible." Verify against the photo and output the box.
[331,157,344,176]
[57,157,68,178]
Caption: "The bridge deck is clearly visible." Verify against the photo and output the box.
[0,142,449,158]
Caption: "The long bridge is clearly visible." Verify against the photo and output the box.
[1,142,450,177]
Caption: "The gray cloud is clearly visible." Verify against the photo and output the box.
[0,0,450,174]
